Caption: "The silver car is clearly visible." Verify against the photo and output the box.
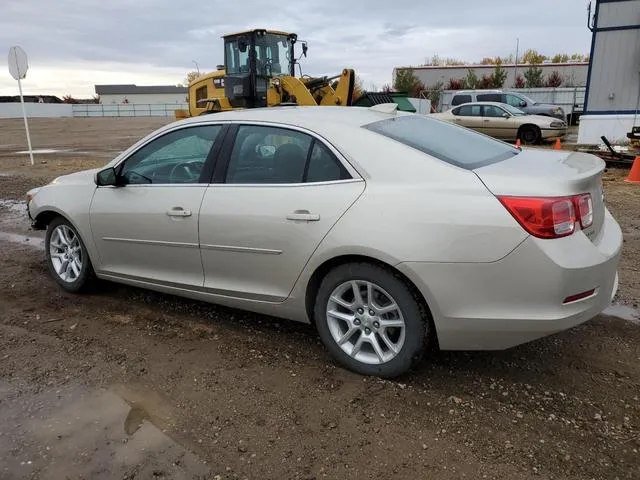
[26,105,622,378]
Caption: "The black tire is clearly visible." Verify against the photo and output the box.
[314,263,429,378]
[518,125,541,145]
[45,216,95,293]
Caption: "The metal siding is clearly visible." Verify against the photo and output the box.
[597,0,640,28]
[586,28,640,111]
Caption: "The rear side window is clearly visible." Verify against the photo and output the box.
[451,94,472,106]
[363,115,519,169]
[226,125,351,184]
[477,93,502,102]
[453,105,482,116]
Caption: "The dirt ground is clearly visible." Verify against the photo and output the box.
[0,118,639,480]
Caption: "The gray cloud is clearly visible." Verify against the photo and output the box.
[1,0,593,95]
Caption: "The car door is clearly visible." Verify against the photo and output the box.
[90,124,224,286]
[198,124,365,302]
[481,104,514,139]
[450,105,484,132]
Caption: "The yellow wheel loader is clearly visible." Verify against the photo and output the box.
[186,29,356,116]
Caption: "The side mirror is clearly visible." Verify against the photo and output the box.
[95,167,117,186]
[519,101,527,107]
[503,112,510,118]
[302,42,308,57]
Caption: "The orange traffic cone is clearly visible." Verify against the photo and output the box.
[553,138,562,150]
[515,138,521,148]
[625,156,640,184]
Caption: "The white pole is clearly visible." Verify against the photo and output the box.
[16,75,34,166]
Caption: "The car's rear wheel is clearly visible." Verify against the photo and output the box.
[45,217,94,293]
[314,263,428,378]
[518,125,541,145]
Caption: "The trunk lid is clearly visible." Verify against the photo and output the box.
[474,149,606,242]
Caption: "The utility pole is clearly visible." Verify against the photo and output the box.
[514,38,519,87]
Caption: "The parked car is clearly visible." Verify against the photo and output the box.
[432,102,567,144]
[449,90,566,121]
[26,105,621,378]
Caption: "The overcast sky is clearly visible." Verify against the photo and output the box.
[1,0,593,98]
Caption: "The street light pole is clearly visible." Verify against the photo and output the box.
[514,38,519,87]
[192,60,200,75]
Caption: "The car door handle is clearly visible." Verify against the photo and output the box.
[483,119,490,122]
[286,210,320,222]
[166,207,192,217]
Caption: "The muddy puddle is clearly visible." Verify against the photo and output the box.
[0,381,209,479]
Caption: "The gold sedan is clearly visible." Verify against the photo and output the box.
[432,102,567,144]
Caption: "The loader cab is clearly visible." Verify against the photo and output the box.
[223,29,298,108]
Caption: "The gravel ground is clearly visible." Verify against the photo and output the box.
[0,118,638,480]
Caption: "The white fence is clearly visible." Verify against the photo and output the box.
[72,103,187,117]
[0,103,73,119]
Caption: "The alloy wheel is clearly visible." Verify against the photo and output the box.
[326,280,406,365]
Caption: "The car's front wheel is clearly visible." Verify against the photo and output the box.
[45,217,94,293]
[314,263,428,378]
[518,125,541,145]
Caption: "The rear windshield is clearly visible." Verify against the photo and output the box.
[363,115,519,169]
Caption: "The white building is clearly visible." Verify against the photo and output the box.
[578,0,640,145]
[95,84,188,104]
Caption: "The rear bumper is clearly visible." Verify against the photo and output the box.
[397,209,622,350]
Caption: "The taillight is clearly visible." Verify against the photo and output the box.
[576,194,593,228]
[498,194,593,239]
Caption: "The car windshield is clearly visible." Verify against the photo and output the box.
[364,115,519,169]
[518,93,537,105]
[502,104,526,116]
[255,33,292,76]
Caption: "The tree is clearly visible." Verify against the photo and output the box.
[479,74,494,89]
[446,78,466,90]
[184,70,202,86]
[352,75,365,103]
[521,49,546,65]
[552,53,570,63]
[524,65,544,88]
[492,59,507,88]
[514,74,525,88]
[545,71,564,88]
[480,57,496,65]
[423,54,465,66]
[381,84,393,93]
[394,69,425,97]
[465,69,479,89]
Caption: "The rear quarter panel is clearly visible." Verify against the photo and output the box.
[287,125,528,307]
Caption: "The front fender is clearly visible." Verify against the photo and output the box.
[29,184,100,268]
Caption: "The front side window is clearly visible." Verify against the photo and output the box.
[483,105,507,118]
[119,125,221,184]
[226,125,351,184]
[225,38,250,75]
[364,115,519,169]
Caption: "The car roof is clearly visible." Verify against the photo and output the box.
[174,106,408,131]
[451,101,512,108]
[453,90,503,94]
